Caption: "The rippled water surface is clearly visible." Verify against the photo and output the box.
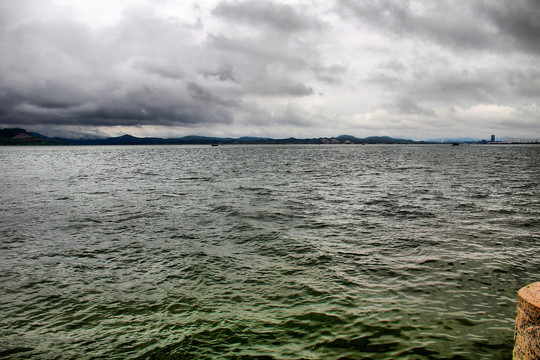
[1,144,539,359]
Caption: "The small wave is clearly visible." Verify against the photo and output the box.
[312,334,400,353]
[176,176,213,182]
[382,208,437,219]
[295,221,331,229]
[159,193,184,198]
[0,347,36,358]
[298,254,333,266]
[295,311,346,325]
[470,192,490,199]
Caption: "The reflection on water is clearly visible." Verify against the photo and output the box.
[0,144,539,359]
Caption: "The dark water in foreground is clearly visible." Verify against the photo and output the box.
[0,144,539,359]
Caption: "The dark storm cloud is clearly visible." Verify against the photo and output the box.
[0,82,235,129]
[205,34,315,96]
[337,0,496,50]
[2,89,236,128]
[0,4,243,130]
[208,1,330,97]
[337,0,540,54]
[212,0,324,33]
[477,0,540,54]
[0,1,328,133]
[187,82,239,108]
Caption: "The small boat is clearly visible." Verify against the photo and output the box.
[211,144,219,147]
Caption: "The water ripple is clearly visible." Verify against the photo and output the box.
[0,144,539,359]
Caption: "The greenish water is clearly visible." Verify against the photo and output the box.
[0,144,539,359]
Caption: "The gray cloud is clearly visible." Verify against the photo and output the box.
[313,64,347,85]
[337,0,540,55]
[391,97,436,117]
[207,33,310,70]
[0,4,244,131]
[477,0,540,54]
[506,69,540,99]
[0,0,538,139]
[205,33,315,96]
[337,1,483,51]
[203,64,237,83]
[187,83,239,108]
[212,0,324,33]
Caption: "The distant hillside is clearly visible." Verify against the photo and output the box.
[363,136,411,144]
[0,128,68,145]
[1,128,415,146]
[49,133,415,145]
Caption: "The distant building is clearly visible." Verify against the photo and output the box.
[490,135,495,142]
[501,138,540,144]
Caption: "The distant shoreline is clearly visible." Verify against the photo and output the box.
[1,128,538,146]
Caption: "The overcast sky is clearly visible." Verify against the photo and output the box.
[1,0,539,140]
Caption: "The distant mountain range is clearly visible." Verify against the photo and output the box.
[2,128,522,146]
[1,128,416,145]
[54,133,416,145]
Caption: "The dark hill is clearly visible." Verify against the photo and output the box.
[0,128,67,145]
[2,128,415,146]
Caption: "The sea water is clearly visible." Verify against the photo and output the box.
[0,144,539,359]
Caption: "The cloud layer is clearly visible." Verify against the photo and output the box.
[0,0,539,139]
